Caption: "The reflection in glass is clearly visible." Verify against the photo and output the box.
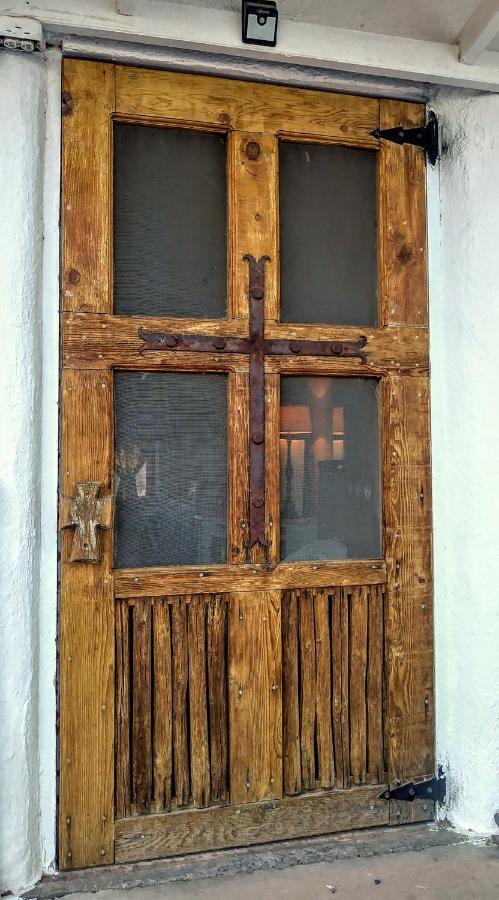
[114,123,227,318]
[279,141,377,326]
[114,373,227,568]
[280,377,380,561]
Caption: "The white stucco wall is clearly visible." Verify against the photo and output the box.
[0,39,498,896]
[430,88,499,834]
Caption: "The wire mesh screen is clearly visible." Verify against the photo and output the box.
[114,372,227,568]
[279,141,377,326]
[280,376,381,561]
[114,124,227,319]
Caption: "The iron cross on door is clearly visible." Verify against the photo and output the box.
[138,255,367,553]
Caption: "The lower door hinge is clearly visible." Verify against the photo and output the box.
[371,110,439,166]
[380,767,446,803]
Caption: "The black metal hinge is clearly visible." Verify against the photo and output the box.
[371,110,439,166]
[380,768,446,803]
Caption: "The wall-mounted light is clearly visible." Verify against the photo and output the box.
[242,1,278,47]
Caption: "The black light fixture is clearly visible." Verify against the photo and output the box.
[242,1,278,47]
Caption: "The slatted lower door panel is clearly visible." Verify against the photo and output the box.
[115,594,229,818]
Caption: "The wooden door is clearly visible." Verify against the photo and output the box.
[59,60,433,869]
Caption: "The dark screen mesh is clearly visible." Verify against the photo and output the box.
[114,124,227,318]
[279,141,377,326]
[114,372,227,568]
[280,376,380,561]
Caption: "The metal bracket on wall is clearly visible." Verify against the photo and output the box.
[380,767,446,803]
[371,110,439,166]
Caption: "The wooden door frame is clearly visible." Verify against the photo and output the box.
[59,59,433,869]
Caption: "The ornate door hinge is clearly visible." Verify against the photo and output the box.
[371,110,439,166]
[380,768,446,803]
[59,481,112,563]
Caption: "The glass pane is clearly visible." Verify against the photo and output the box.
[280,377,380,561]
[114,372,227,567]
[279,142,377,326]
[114,124,227,318]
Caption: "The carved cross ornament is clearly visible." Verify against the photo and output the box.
[139,255,367,551]
[60,481,112,563]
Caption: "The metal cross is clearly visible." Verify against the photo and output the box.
[138,255,367,551]
[60,481,112,563]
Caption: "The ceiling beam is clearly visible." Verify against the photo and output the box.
[459,0,499,64]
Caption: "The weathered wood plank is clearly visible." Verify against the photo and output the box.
[207,595,229,804]
[115,560,387,598]
[115,786,388,864]
[265,374,280,563]
[378,100,428,326]
[331,588,345,788]
[59,368,114,869]
[188,596,211,808]
[367,586,384,784]
[349,587,368,785]
[152,600,173,813]
[116,66,379,145]
[299,590,316,791]
[281,591,301,795]
[62,60,114,314]
[340,588,351,788]
[228,372,249,566]
[229,591,282,802]
[314,590,334,789]
[115,602,130,820]
[171,598,190,807]
[132,600,152,814]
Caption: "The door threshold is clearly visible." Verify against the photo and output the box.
[25,823,467,899]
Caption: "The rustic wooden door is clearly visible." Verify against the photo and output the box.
[59,59,433,869]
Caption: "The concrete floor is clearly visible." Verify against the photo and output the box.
[65,843,498,900]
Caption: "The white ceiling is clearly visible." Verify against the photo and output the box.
[173,0,477,45]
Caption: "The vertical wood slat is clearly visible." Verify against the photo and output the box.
[59,368,114,869]
[153,600,173,813]
[171,597,190,807]
[188,596,211,808]
[314,590,334,789]
[207,595,229,804]
[282,591,301,795]
[228,373,249,565]
[229,591,282,803]
[367,586,385,784]
[115,602,130,819]
[62,59,114,314]
[132,600,152,814]
[349,587,369,785]
[331,588,344,788]
[299,590,316,791]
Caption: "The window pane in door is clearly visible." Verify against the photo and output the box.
[114,124,227,318]
[280,376,380,561]
[279,142,377,326]
[114,372,227,567]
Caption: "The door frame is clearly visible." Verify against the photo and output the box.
[59,59,434,869]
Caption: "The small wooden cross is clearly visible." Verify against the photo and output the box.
[60,481,112,563]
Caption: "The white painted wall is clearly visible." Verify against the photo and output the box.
[1,31,499,897]
[0,49,60,894]
[430,87,499,833]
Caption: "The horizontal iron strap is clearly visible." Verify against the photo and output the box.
[138,328,250,354]
[266,337,367,361]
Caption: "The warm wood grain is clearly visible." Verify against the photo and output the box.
[207,596,229,803]
[367,586,385,784]
[378,101,428,326]
[265,374,280,563]
[340,588,352,788]
[115,602,130,820]
[152,600,173,813]
[132,600,152,814]
[116,66,379,146]
[188,597,211,808]
[349,587,368,785]
[230,133,278,320]
[62,60,114,314]
[115,786,388,863]
[331,588,345,788]
[59,369,114,869]
[281,592,301,795]
[299,591,316,791]
[115,560,387,598]
[314,590,334,788]
[229,591,282,802]
[228,372,249,565]
[171,598,190,807]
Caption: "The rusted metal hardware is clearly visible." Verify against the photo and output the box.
[138,327,247,355]
[59,481,112,563]
[380,768,446,803]
[266,336,367,362]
